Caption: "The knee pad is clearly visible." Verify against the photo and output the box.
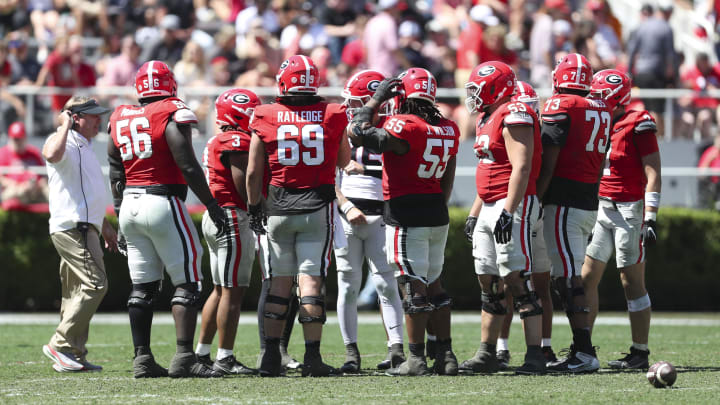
[127,281,160,309]
[264,294,291,320]
[171,283,201,308]
[563,285,590,316]
[481,291,507,315]
[430,292,452,310]
[627,294,651,312]
[514,292,543,319]
[298,295,326,324]
[397,275,433,314]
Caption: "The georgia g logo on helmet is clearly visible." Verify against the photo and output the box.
[232,93,251,105]
[367,80,381,92]
[478,65,496,77]
[605,74,623,85]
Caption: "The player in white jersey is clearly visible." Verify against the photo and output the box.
[335,70,405,373]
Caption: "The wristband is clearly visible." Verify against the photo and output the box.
[644,211,657,221]
[341,201,355,215]
[645,192,660,208]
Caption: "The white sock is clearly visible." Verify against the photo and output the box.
[541,338,552,348]
[196,343,211,356]
[337,270,362,345]
[631,342,648,351]
[372,272,404,345]
[217,348,234,361]
[497,338,509,351]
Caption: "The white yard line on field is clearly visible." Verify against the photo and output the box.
[0,313,718,326]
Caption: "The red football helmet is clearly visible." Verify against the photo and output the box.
[215,88,261,132]
[465,61,517,113]
[590,69,632,109]
[276,55,319,96]
[552,53,593,93]
[342,69,385,105]
[511,81,539,113]
[399,67,437,103]
[135,60,177,99]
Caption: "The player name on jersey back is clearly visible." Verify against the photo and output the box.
[276,110,324,123]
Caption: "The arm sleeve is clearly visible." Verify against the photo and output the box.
[541,116,570,147]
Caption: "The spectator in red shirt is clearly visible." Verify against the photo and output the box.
[0,121,48,205]
[36,36,97,115]
[698,133,720,208]
[680,52,720,139]
[455,5,492,91]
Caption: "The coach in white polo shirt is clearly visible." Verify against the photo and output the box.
[40,96,118,373]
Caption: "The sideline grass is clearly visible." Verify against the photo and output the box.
[1,313,719,404]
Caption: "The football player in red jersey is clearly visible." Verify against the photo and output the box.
[334,69,406,373]
[582,70,661,370]
[246,55,350,377]
[537,53,610,373]
[192,88,260,375]
[457,62,546,375]
[108,61,227,378]
[350,68,460,376]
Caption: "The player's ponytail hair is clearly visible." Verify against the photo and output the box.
[399,99,444,126]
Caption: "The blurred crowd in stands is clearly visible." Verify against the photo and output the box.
[3,0,720,207]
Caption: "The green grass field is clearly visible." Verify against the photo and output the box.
[1,312,719,404]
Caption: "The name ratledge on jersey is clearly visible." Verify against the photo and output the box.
[474,101,542,203]
[250,102,347,189]
[599,110,659,202]
[203,131,250,210]
[382,115,460,200]
[541,94,610,184]
[109,97,198,186]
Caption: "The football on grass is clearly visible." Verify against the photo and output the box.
[647,361,677,388]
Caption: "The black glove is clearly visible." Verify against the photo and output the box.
[642,219,657,246]
[117,230,128,257]
[351,106,373,128]
[248,203,267,235]
[464,216,477,243]
[206,199,229,237]
[493,209,513,244]
[372,78,402,103]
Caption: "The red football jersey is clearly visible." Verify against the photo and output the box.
[109,97,198,186]
[250,102,347,189]
[381,115,460,200]
[541,94,611,183]
[599,110,659,202]
[203,131,250,210]
[474,101,542,203]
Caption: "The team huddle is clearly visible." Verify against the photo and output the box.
[106,51,661,378]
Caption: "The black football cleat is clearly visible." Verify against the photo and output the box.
[340,343,361,373]
[385,354,432,376]
[607,347,649,370]
[378,343,405,370]
[542,346,558,365]
[515,347,547,375]
[213,355,258,375]
[133,354,168,378]
[302,353,341,377]
[459,348,499,374]
[433,346,459,376]
[496,350,511,370]
[197,354,213,367]
[546,346,599,374]
[258,346,283,377]
[168,353,223,378]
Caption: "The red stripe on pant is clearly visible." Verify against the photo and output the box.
[519,196,530,271]
[554,206,570,278]
[393,227,405,274]
[231,209,241,286]
[174,197,199,281]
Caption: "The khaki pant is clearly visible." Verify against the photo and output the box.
[48,227,108,359]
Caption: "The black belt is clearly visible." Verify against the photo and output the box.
[124,184,188,201]
[598,197,618,210]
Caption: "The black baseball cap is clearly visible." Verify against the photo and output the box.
[67,99,112,115]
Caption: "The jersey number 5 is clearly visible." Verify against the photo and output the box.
[418,138,454,179]
[115,117,152,161]
[585,110,611,153]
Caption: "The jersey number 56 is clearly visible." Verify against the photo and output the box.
[115,117,152,161]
